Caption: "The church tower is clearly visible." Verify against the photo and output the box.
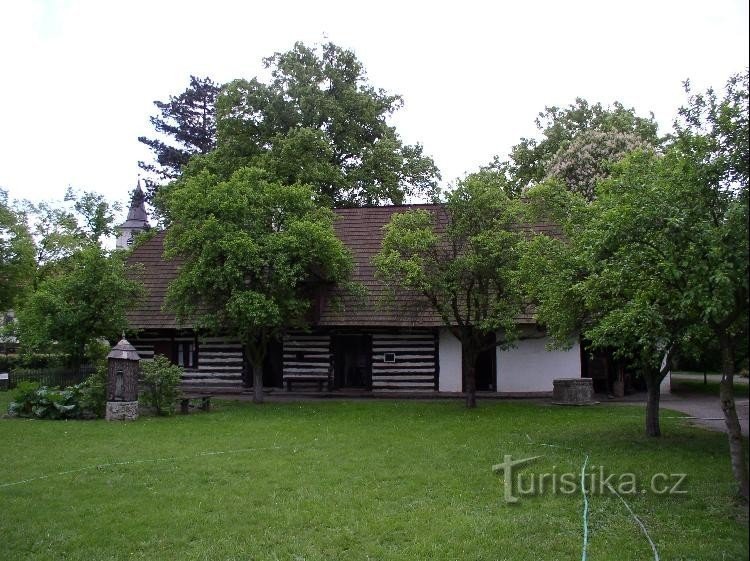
[116,180,150,249]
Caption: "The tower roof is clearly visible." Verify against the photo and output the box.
[119,179,150,229]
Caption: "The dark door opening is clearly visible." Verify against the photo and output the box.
[333,334,371,389]
[464,334,496,392]
[475,346,496,391]
[263,339,283,388]
[242,339,283,388]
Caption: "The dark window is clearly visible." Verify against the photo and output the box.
[384,352,396,363]
[177,341,196,368]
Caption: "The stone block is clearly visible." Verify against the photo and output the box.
[105,400,139,421]
[552,378,596,405]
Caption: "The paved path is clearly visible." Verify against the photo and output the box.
[659,393,749,436]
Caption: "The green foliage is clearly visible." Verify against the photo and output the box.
[20,187,122,284]
[139,355,183,416]
[21,199,81,274]
[524,73,748,368]
[127,227,158,251]
[488,98,661,197]
[0,353,68,372]
[376,170,525,336]
[16,246,142,369]
[64,187,122,243]
[6,368,108,419]
[164,166,352,389]
[7,380,40,415]
[375,170,526,405]
[7,381,90,420]
[0,354,16,372]
[158,42,439,210]
[78,366,108,418]
[521,71,748,443]
[0,189,35,309]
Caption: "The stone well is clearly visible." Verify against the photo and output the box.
[552,377,596,405]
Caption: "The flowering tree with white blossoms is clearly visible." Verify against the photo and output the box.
[545,130,652,200]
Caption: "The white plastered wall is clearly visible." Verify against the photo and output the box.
[438,328,462,392]
[496,328,581,393]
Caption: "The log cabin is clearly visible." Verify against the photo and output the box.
[122,198,584,396]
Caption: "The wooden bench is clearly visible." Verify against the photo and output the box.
[284,374,331,392]
[179,394,213,414]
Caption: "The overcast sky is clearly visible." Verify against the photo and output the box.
[1,0,748,216]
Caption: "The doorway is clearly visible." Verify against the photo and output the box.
[475,346,496,391]
[332,334,371,389]
[464,334,496,392]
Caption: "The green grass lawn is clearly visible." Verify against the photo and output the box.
[1,393,747,561]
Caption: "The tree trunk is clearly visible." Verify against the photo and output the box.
[613,362,625,398]
[252,362,264,404]
[462,349,477,409]
[644,373,661,437]
[718,332,749,503]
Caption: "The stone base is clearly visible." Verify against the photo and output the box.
[552,378,597,405]
[105,401,139,421]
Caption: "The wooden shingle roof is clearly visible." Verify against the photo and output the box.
[126,231,184,329]
[318,204,447,327]
[126,204,554,330]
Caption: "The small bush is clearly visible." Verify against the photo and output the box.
[0,354,19,372]
[139,356,182,416]
[8,381,41,416]
[79,367,107,418]
[15,353,67,369]
[7,371,108,420]
[84,340,111,368]
[8,382,84,420]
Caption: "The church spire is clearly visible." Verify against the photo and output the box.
[116,178,151,249]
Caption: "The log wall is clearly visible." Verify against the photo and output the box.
[371,332,437,392]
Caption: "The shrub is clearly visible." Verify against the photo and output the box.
[7,382,84,420]
[78,367,107,418]
[7,370,108,419]
[15,353,67,369]
[139,355,182,416]
[84,339,111,368]
[8,381,41,416]
[0,354,19,373]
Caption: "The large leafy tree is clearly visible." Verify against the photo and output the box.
[523,154,707,439]
[374,171,526,408]
[0,189,35,310]
[138,75,220,198]
[488,98,661,197]
[163,166,352,403]
[165,42,439,209]
[17,246,142,369]
[522,71,749,500]
[671,70,749,501]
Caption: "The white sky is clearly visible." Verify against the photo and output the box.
[1,0,748,216]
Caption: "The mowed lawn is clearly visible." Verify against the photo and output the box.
[1,395,748,561]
